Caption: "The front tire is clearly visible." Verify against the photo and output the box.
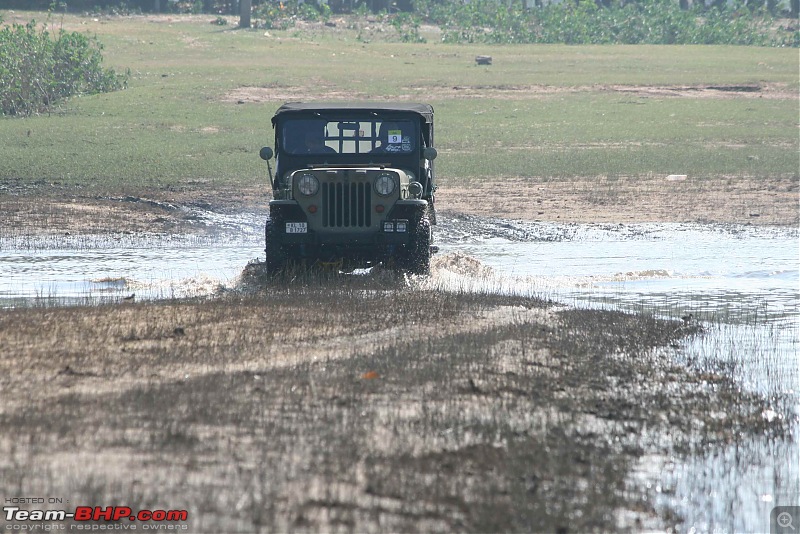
[397,217,431,275]
[264,219,287,276]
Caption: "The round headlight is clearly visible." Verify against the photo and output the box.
[375,173,396,196]
[408,181,423,198]
[296,173,319,196]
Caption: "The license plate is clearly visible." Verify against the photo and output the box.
[285,222,307,234]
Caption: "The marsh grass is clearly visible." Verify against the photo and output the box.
[0,285,791,531]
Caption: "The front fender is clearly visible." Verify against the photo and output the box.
[388,199,428,222]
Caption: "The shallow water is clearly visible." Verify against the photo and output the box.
[1,211,797,531]
[437,218,798,323]
[0,214,266,305]
[435,218,799,388]
[0,240,262,303]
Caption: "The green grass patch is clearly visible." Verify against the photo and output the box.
[436,96,798,180]
[0,14,797,194]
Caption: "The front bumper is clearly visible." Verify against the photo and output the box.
[278,222,411,247]
[268,198,428,264]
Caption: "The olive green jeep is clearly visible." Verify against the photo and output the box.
[259,102,438,275]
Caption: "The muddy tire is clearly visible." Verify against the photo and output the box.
[397,217,431,276]
[264,219,287,276]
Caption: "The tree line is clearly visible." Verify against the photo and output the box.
[0,0,796,17]
[0,0,796,46]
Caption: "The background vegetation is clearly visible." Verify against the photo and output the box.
[0,13,796,197]
[1,0,797,43]
[415,0,799,45]
[0,14,127,116]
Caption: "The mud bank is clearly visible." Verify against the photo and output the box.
[0,288,791,532]
[1,172,797,244]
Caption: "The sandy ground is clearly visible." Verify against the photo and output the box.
[0,186,272,238]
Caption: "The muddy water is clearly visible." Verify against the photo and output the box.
[0,216,266,304]
[0,238,262,303]
[1,211,797,531]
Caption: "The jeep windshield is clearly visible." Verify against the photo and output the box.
[281,118,417,156]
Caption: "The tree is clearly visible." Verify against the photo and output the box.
[240,0,252,27]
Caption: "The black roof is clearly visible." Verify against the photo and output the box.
[272,102,434,124]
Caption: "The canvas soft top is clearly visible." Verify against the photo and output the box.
[272,102,434,124]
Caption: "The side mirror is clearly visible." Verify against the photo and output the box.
[260,146,274,161]
[423,147,437,161]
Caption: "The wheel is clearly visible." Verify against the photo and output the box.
[397,217,431,275]
[264,219,287,276]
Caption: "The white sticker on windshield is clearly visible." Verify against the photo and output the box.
[388,130,402,144]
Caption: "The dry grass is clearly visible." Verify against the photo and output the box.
[0,285,789,532]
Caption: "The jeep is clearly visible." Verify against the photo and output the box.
[259,102,438,275]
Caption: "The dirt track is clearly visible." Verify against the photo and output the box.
[225,81,799,103]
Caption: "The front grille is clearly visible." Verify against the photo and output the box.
[321,182,372,228]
